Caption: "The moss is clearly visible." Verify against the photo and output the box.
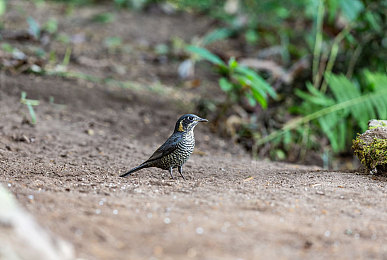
[368,120,387,129]
[352,136,387,173]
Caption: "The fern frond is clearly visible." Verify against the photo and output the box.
[257,72,387,152]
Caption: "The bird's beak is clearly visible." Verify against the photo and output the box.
[196,117,208,122]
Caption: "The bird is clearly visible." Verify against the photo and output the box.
[120,114,208,179]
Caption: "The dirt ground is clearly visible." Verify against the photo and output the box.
[1,1,387,260]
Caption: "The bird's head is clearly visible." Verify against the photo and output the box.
[174,114,208,133]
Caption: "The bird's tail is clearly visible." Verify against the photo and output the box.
[120,163,148,177]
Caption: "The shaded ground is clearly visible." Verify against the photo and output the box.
[1,1,387,259]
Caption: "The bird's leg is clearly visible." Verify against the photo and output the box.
[169,166,174,179]
[178,166,186,180]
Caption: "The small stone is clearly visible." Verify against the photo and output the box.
[196,227,204,235]
[352,120,387,174]
[86,129,94,136]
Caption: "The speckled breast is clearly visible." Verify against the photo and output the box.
[157,132,195,170]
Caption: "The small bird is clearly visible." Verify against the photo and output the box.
[120,114,208,179]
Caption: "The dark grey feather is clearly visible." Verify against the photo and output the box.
[145,132,183,163]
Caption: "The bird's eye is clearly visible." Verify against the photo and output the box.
[188,116,193,121]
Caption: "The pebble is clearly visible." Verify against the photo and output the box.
[196,227,204,235]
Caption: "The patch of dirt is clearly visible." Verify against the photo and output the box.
[1,1,387,260]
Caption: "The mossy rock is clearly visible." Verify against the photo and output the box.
[352,120,387,174]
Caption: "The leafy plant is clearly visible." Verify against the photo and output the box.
[248,0,387,163]
[186,45,276,109]
[113,0,157,10]
[104,36,123,53]
[91,12,115,23]
[27,16,40,39]
[0,0,6,17]
[201,28,234,46]
[20,92,40,124]
[44,18,58,34]
[258,71,387,153]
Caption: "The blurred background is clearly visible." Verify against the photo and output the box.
[1,0,386,169]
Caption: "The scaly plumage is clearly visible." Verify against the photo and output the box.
[120,114,208,179]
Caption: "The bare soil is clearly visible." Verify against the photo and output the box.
[1,1,387,259]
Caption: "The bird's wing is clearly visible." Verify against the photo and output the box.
[145,132,183,163]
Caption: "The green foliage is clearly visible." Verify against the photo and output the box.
[249,0,386,162]
[154,43,169,55]
[338,0,364,21]
[104,36,123,52]
[46,0,92,5]
[44,18,58,34]
[186,45,223,65]
[20,92,40,125]
[56,33,71,44]
[0,0,6,16]
[114,0,159,10]
[27,17,40,38]
[1,43,13,53]
[261,71,387,153]
[91,12,115,23]
[201,28,234,46]
[186,45,276,109]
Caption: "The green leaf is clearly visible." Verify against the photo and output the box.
[318,114,340,152]
[364,70,387,119]
[250,87,267,109]
[245,93,257,107]
[92,12,115,23]
[20,91,39,124]
[228,57,238,69]
[62,47,71,67]
[21,91,27,100]
[337,120,347,152]
[185,45,225,66]
[274,149,286,160]
[202,28,233,46]
[27,17,40,38]
[27,104,37,124]
[1,43,13,53]
[0,0,6,16]
[295,82,335,107]
[235,66,277,98]
[104,36,122,49]
[245,29,259,44]
[327,0,339,22]
[339,0,364,21]
[364,11,382,32]
[154,44,169,55]
[114,0,127,7]
[44,18,58,34]
[283,131,292,146]
[219,78,233,92]
[326,73,368,130]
